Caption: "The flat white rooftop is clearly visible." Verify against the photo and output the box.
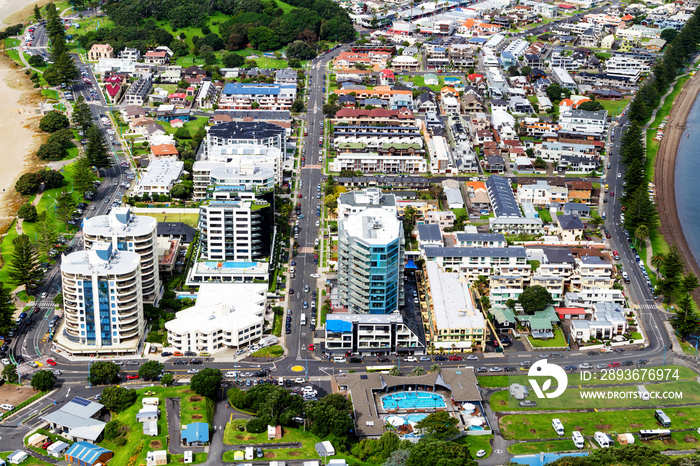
[425,261,485,330]
[341,207,401,245]
[62,241,141,275]
[83,207,157,238]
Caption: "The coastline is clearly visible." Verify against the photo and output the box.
[0,0,51,230]
[654,71,700,290]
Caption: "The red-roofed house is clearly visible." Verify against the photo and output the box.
[380,69,395,86]
[150,144,179,159]
[332,107,415,126]
[557,3,576,9]
[555,307,587,320]
[144,50,169,65]
[170,118,185,128]
[104,75,125,102]
[168,93,187,106]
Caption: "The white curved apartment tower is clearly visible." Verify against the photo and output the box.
[83,207,160,304]
[59,242,144,354]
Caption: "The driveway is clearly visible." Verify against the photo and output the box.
[165,397,185,454]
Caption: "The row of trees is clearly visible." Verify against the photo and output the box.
[41,3,80,86]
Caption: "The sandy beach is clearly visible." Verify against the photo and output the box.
[654,72,700,290]
[0,0,49,27]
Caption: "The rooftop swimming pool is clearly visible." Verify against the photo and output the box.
[204,261,258,269]
[511,452,589,466]
[381,391,445,410]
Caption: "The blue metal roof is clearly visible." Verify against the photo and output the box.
[222,83,295,96]
[182,422,210,443]
[65,442,111,464]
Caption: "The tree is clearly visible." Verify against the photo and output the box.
[0,284,14,336]
[661,28,678,43]
[411,366,425,376]
[31,370,56,391]
[578,100,604,111]
[635,224,649,247]
[39,111,69,133]
[430,364,441,373]
[8,235,42,292]
[39,170,65,189]
[385,449,411,466]
[304,394,354,438]
[521,65,532,76]
[48,128,74,149]
[286,40,317,59]
[101,386,138,412]
[161,372,175,386]
[72,96,93,133]
[17,203,38,222]
[36,141,67,161]
[414,411,459,440]
[55,190,76,224]
[174,127,191,139]
[518,285,553,314]
[222,52,245,68]
[389,366,400,376]
[28,54,45,67]
[190,368,222,399]
[406,438,476,466]
[2,364,17,383]
[15,173,40,195]
[292,99,305,112]
[34,4,41,21]
[72,155,97,195]
[507,65,520,76]
[659,244,685,299]
[138,361,164,381]
[89,361,120,385]
[104,420,127,441]
[288,58,301,68]
[671,294,700,338]
[651,252,665,271]
[248,26,281,50]
[546,83,569,103]
[85,125,112,168]
[34,214,58,258]
[681,273,699,295]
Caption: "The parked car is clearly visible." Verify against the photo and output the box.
[519,400,537,408]
[448,356,462,361]
[125,374,138,380]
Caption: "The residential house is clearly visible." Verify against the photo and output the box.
[87,44,114,62]
[558,214,584,242]
[144,50,169,65]
[64,443,113,466]
[182,423,210,446]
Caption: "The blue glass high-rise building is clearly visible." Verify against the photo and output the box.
[338,208,404,314]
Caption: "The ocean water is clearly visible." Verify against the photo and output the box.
[675,97,700,267]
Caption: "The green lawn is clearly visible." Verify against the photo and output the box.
[4,38,20,48]
[490,380,700,411]
[0,451,52,466]
[598,97,631,117]
[66,16,115,39]
[527,328,568,348]
[396,74,446,93]
[537,208,552,223]
[136,212,199,227]
[159,116,208,136]
[251,345,284,358]
[508,439,580,454]
[500,406,700,440]
[41,89,60,100]
[0,225,20,286]
[99,385,210,466]
[478,365,697,388]
[454,434,494,458]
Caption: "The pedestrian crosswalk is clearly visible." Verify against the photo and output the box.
[638,303,660,311]
[298,247,315,254]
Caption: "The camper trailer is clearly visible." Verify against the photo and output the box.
[572,431,584,449]
[552,418,565,436]
[655,409,671,427]
[595,431,611,448]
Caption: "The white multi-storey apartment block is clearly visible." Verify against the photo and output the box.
[83,208,160,304]
[218,83,297,110]
[422,246,530,280]
[58,242,144,354]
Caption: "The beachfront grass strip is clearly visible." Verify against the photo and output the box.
[0,224,19,285]
[527,328,568,348]
[490,380,700,411]
[500,406,700,440]
[508,439,579,455]
[135,212,199,227]
[478,364,697,388]
[99,385,210,466]
[454,434,494,458]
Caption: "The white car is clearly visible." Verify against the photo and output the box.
[579,363,593,369]
[294,378,305,384]
[489,367,502,372]
[187,369,199,374]
[0,404,14,411]
[301,386,316,393]
[466,355,479,360]
[1,359,9,366]
[310,273,320,278]
[476,450,486,458]
[403,356,417,362]
[53,370,62,376]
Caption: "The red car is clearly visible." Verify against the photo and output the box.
[42,441,53,449]
[298,194,302,198]
[45,359,57,366]
[448,356,463,361]
[308,344,314,351]
[125,374,138,380]
[610,191,614,196]
[613,251,620,260]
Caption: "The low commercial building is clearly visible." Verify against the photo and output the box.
[42,397,106,443]
[64,443,113,466]
[324,311,425,356]
[165,283,266,353]
[424,262,487,352]
[558,109,608,135]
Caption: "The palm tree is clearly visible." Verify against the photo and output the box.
[389,366,400,376]
[430,364,441,373]
[651,252,665,272]
[635,224,649,248]
[411,366,426,376]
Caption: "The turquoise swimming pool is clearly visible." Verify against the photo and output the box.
[512,452,589,466]
[204,261,258,269]
[381,391,445,410]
